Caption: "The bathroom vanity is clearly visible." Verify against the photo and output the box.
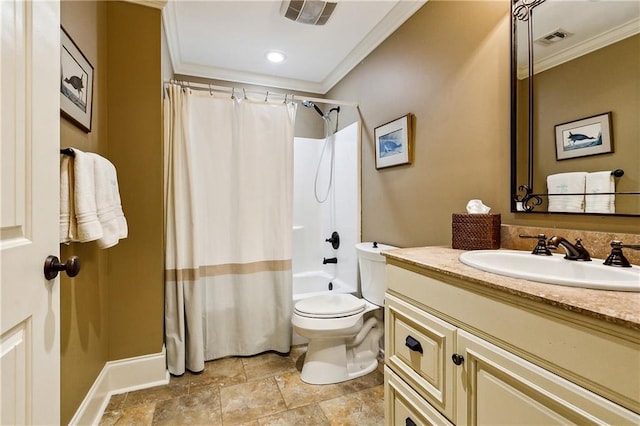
[382,247,640,425]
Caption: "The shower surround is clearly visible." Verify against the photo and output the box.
[292,122,361,306]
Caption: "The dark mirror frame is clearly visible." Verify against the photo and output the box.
[509,0,640,217]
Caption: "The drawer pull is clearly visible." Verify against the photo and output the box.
[405,417,417,426]
[452,353,465,365]
[405,336,423,354]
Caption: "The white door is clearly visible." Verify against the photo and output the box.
[1,1,61,424]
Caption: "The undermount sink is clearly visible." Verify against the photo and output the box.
[459,250,640,292]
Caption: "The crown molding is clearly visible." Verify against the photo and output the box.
[122,0,167,10]
[517,17,639,79]
[163,0,426,94]
[321,0,426,93]
[174,62,327,94]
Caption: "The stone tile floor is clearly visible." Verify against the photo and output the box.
[99,346,384,425]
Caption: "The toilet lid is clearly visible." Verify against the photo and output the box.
[294,293,366,318]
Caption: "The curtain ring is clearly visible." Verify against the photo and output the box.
[209,83,213,96]
[231,87,236,100]
[242,88,247,100]
[283,93,287,104]
[265,91,269,102]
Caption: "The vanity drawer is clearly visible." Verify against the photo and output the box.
[385,366,453,426]
[385,293,455,421]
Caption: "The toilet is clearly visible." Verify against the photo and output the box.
[292,242,396,385]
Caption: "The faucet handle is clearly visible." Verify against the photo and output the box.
[604,240,640,267]
[519,234,552,256]
[573,238,591,261]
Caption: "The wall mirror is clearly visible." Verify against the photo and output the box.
[511,0,640,216]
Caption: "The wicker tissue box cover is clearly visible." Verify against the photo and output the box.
[452,213,501,250]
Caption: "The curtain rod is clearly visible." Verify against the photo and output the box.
[163,79,358,108]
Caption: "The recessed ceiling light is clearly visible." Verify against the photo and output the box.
[266,50,286,63]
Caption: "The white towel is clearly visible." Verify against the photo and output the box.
[585,171,615,214]
[73,149,103,242]
[88,153,128,248]
[547,172,587,213]
[60,154,74,243]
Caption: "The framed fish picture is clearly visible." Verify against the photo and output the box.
[554,112,613,161]
[60,26,94,132]
[375,113,413,169]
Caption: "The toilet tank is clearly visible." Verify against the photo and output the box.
[356,242,397,306]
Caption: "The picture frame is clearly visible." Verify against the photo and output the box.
[375,113,412,169]
[60,26,94,132]
[554,112,613,161]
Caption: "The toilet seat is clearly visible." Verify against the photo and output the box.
[294,293,366,318]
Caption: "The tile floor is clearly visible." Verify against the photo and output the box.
[99,346,384,425]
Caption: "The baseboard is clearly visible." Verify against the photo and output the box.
[69,346,169,426]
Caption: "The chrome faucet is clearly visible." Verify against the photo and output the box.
[547,236,591,261]
[604,240,640,267]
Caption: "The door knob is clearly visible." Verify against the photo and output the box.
[44,255,80,280]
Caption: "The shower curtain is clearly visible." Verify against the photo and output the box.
[164,84,296,375]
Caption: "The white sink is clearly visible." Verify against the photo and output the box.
[459,250,640,292]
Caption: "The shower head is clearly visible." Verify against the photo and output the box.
[302,100,325,118]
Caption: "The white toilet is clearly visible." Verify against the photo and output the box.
[292,242,396,385]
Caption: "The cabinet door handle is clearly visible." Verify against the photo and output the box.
[451,353,464,365]
[405,417,417,426]
[405,336,423,354]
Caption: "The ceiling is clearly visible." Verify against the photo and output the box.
[163,0,426,94]
[515,0,640,78]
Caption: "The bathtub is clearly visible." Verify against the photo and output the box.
[291,271,354,345]
[292,271,352,302]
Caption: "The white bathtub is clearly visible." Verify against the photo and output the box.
[291,271,354,345]
[292,271,352,302]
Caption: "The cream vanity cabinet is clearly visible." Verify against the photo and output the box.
[383,259,640,425]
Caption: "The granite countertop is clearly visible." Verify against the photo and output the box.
[382,246,640,331]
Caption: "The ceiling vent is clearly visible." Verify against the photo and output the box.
[281,1,338,26]
[535,29,573,46]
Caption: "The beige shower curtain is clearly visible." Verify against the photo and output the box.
[164,85,296,375]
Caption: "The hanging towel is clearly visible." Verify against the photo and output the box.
[88,153,128,248]
[585,171,615,214]
[547,172,587,213]
[73,149,103,242]
[60,154,75,243]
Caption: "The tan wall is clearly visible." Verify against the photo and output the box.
[60,2,109,423]
[106,2,164,360]
[328,0,639,249]
[530,34,639,214]
[60,2,164,423]
[328,0,512,247]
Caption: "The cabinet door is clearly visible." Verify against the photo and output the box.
[386,294,456,421]
[455,330,640,425]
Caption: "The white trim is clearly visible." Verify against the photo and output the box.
[322,1,426,93]
[122,0,167,10]
[162,1,426,94]
[518,17,640,79]
[163,79,358,108]
[69,347,169,426]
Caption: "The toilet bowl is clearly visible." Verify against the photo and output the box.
[292,242,396,384]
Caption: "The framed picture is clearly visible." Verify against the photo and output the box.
[60,26,94,132]
[375,113,412,169]
[554,112,613,161]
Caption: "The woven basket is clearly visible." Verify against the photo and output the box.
[452,213,501,250]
